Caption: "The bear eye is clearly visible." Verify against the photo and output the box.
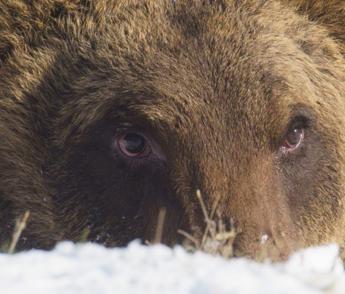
[281,127,304,154]
[117,132,151,158]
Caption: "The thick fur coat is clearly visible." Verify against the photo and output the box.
[0,0,345,259]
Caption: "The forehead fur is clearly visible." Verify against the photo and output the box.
[2,1,344,152]
[47,0,345,147]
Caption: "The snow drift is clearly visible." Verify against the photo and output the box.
[1,242,345,294]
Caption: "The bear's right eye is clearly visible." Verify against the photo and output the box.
[282,127,304,153]
[279,115,309,155]
[116,132,152,158]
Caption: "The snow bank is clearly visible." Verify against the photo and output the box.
[1,241,345,294]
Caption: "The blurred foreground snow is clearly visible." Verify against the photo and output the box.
[1,242,345,294]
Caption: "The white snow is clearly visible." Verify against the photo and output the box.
[1,242,345,294]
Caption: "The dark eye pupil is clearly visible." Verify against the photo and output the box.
[286,128,303,146]
[123,133,146,154]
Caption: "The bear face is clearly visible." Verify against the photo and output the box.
[1,0,345,260]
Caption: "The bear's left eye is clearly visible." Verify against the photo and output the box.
[117,132,151,158]
[281,127,304,154]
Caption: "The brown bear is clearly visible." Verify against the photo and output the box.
[0,0,345,260]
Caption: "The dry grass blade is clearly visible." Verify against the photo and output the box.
[179,190,238,258]
[8,211,30,254]
[153,207,167,244]
[78,227,91,243]
[178,229,199,247]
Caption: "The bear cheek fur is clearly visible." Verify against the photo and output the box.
[169,129,345,261]
[162,43,345,260]
[169,140,299,260]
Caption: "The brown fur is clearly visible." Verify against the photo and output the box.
[0,0,345,260]
[282,0,345,55]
